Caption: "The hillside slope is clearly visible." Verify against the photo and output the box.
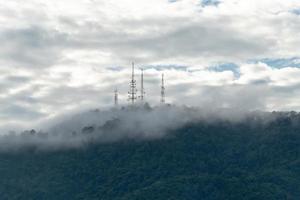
[0,114,299,199]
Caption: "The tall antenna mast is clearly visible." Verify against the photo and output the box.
[114,88,118,106]
[128,62,137,104]
[161,73,165,104]
[140,68,145,102]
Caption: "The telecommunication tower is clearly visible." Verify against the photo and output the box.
[161,73,165,104]
[139,68,145,102]
[128,62,137,104]
[114,88,118,106]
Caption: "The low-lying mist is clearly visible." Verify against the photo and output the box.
[0,104,299,151]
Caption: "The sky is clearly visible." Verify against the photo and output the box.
[0,0,300,130]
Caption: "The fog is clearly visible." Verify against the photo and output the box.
[0,103,297,152]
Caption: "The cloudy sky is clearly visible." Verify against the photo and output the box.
[1,0,300,130]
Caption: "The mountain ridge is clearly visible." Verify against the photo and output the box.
[0,111,299,199]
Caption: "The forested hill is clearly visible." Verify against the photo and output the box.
[0,112,299,200]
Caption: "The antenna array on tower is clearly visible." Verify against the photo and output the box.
[128,62,137,104]
[139,68,145,102]
[114,88,118,106]
[113,62,166,106]
[161,73,165,104]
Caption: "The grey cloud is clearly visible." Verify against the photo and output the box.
[249,78,271,85]
[0,0,300,131]
[0,104,294,151]
[48,16,274,64]
[0,14,279,69]
[271,84,300,96]
[85,11,300,64]
[5,75,31,83]
[0,104,45,120]
[32,85,113,107]
[125,23,273,62]
[0,26,68,68]
[0,105,254,151]
[142,64,188,71]
[0,75,32,93]
[168,84,269,111]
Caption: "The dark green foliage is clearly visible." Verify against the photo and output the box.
[0,118,299,200]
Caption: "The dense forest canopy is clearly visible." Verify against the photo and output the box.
[0,106,299,199]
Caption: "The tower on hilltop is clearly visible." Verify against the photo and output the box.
[161,73,165,104]
[114,88,118,106]
[139,68,145,102]
[128,62,137,104]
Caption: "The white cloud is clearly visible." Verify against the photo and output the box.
[0,0,300,131]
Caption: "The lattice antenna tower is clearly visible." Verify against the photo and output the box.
[128,62,137,104]
[114,88,118,106]
[161,73,165,104]
[139,68,145,102]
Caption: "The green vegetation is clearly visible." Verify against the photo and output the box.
[0,115,299,199]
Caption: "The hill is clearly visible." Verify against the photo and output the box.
[0,108,299,199]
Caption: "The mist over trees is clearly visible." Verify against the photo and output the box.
[0,107,299,199]
[1,104,300,151]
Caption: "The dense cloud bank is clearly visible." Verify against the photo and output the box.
[1,104,300,151]
[1,0,300,126]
